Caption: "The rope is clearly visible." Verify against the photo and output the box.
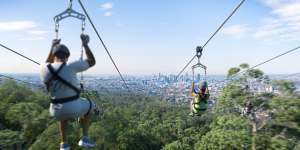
[202,0,246,49]
[231,46,300,79]
[282,72,300,79]
[0,44,44,88]
[78,0,130,90]
[0,43,40,65]
[176,55,197,80]
[175,0,246,79]
[208,45,300,91]
[0,74,44,88]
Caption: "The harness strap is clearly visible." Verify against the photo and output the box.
[45,63,65,91]
[51,95,80,104]
[84,98,93,116]
[46,63,81,104]
[193,100,208,112]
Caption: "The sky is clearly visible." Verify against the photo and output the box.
[0,0,300,75]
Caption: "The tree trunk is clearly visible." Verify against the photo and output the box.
[251,121,257,150]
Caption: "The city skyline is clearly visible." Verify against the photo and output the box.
[1,0,300,75]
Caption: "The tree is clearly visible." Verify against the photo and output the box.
[272,80,297,96]
[239,63,250,69]
[117,129,161,150]
[196,129,251,150]
[227,67,240,77]
[5,102,43,126]
[195,115,252,150]
[0,129,21,149]
[162,140,192,150]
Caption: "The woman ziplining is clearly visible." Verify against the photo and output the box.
[189,46,210,116]
[40,1,97,150]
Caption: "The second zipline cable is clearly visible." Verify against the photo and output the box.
[78,0,130,90]
[0,43,40,65]
[176,0,246,79]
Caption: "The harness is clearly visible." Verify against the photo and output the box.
[190,46,209,114]
[45,1,94,115]
[193,93,209,112]
[45,63,80,104]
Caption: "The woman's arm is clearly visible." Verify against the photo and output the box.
[46,39,61,63]
[46,49,54,63]
[191,81,197,96]
[81,34,96,67]
[83,44,96,67]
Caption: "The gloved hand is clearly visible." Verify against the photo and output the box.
[80,34,90,46]
[52,39,61,47]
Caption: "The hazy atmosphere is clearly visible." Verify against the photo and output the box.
[1,1,300,150]
[1,0,300,75]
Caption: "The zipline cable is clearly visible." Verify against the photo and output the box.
[0,43,115,93]
[202,0,246,49]
[231,46,300,79]
[78,0,130,90]
[0,44,115,91]
[0,43,40,65]
[283,72,300,79]
[176,55,197,80]
[0,74,44,88]
[208,45,300,89]
[176,0,246,79]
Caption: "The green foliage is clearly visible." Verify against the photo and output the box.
[273,80,297,95]
[247,69,264,79]
[162,140,192,150]
[227,67,240,77]
[0,79,49,149]
[1,66,300,150]
[196,129,251,150]
[0,129,21,149]
[30,123,60,150]
[271,137,290,150]
[117,129,161,150]
[227,63,265,80]
[6,102,43,125]
[210,114,250,131]
[270,97,300,128]
[255,130,272,150]
[195,115,251,150]
[294,143,300,150]
[239,63,249,69]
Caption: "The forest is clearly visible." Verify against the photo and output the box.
[0,64,299,150]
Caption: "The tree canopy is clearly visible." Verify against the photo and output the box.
[0,63,299,150]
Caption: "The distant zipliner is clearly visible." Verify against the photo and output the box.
[189,46,210,116]
[40,1,99,150]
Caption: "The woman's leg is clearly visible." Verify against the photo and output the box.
[78,98,95,137]
[79,113,92,137]
[190,99,193,113]
[59,120,68,143]
[189,99,195,116]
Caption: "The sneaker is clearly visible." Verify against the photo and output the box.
[78,136,96,148]
[60,143,70,150]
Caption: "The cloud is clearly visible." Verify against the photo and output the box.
[104,11,113,17]
[255,0,300,41]
[101,2,113,10]
[0,21,38,32]
[100,2,114,17]
[19,37,46,41]
[260,0,292,8]
[222,24,250,37]
[27,30,48,35]
[0,21,48,41]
